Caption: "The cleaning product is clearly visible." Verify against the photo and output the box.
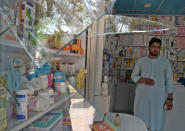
[16,89,29,120]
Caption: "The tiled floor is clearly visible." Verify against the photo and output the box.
[69,87,96,131]
[70,98,95,131]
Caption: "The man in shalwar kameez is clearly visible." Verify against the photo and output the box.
[131,38,174,131]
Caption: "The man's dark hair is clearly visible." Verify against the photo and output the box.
[149,38,161,47]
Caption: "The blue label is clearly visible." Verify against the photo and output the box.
[16,95,26,98]
[16,115,26,119]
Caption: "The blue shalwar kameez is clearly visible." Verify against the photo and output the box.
[131,56,174,131]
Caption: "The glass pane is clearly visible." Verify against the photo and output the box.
[96,15,177,36]
[0,0,116,68]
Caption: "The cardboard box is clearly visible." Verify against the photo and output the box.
[92,122,115,131]
[32,110,63,131]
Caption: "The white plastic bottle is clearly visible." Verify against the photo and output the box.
[16,89,29,120]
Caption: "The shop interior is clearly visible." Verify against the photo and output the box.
[0,0,185,131]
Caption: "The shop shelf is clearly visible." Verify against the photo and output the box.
[48,49,85,57]
[6,85,81,131]
[0,38,22,48]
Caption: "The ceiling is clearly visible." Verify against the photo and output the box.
[113,0,185,16]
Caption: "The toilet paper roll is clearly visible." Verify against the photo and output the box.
[102,89,108,96]
[59,63,67,74]
[104,76,109,82]
[102,83,108,89]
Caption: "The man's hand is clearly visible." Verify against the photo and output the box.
[164,100,173,110]
[137,78,155,85]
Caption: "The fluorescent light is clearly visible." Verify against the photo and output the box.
[144,3,152,8]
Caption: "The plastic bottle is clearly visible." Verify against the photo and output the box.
[16,89,29,120]
[114,113,120,127]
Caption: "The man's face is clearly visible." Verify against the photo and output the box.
[148,42,161,56]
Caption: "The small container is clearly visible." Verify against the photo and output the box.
[67,76,76,87]
[104,76,109,82]
[54,72,66,82]
[38,90,49,98]
[16,89,29,120]
[38,90,50,111]
[29,96,40,112]
[54,82,68,94]
[67,63,75,74]
[114,114,120,127]
[59,63,67,74]
[46,88,55,105]
[38,75,48,89]
[47,74,53,88]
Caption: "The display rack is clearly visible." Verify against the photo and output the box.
[7,87,72,131]
[0,38,22,48]
[6,86,86,131]
[48,49,85,57]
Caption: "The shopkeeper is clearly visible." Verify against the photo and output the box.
[131,38,174,131]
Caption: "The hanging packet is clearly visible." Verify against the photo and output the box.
[0,78,7,131]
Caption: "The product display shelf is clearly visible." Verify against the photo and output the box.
[122,57,138,59]
[149,34,176,36]
[111,68,125,70]
[0,0,117,68]
[161,47,185,49]
[6,85,82,131]
[48,49,85,57]
[0,38,22,48]
[149,34,185,37]
[169,59,185,62]
[0,71,9,78]
[119,45,148,47]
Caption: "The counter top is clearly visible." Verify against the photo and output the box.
[107,113,147,131]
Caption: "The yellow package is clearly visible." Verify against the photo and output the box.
[0,78,7,131]
[75,73,86,89]
[80,69,87,74]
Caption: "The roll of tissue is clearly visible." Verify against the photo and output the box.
[54,82,68,94]
[104,76,109,83]
[38,90,50,111]
[38,75,48,89]
[102,89,108,96]
[59,63,67,74]
[102,83,109,90]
